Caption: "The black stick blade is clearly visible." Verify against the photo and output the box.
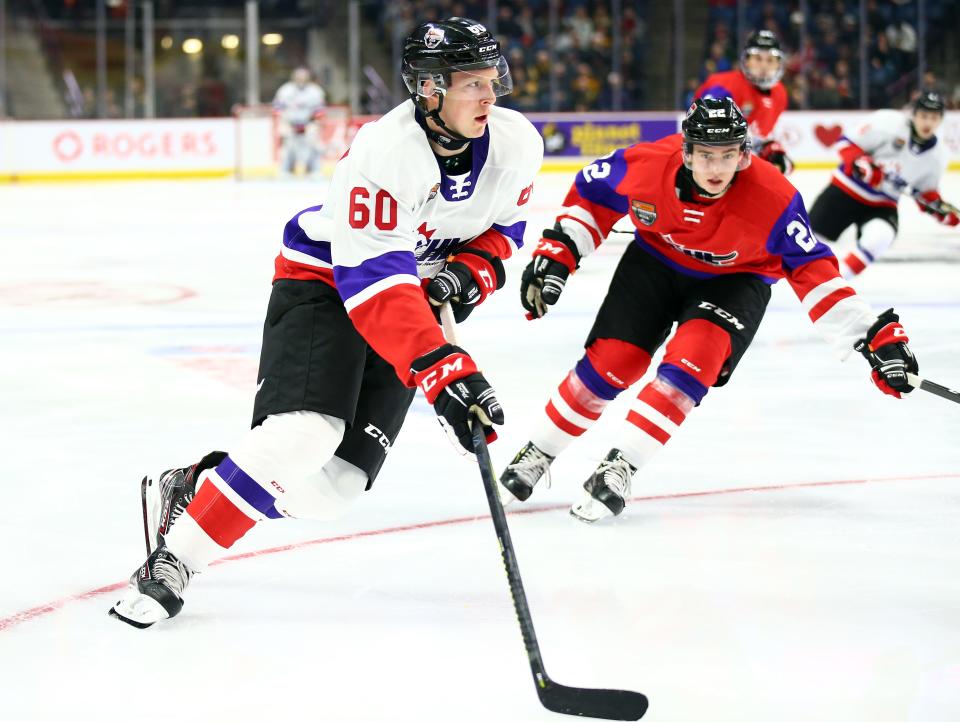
[538,679,649,720]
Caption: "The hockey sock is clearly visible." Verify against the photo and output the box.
[615,319,728,468]
[843,218,896,277]
[535,338,651,457]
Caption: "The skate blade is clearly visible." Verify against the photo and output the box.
[109,586,169,629]
[569,495,615,523]
[496,482,520,508]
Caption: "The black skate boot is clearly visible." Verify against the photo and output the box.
[499,441,554,504]
[109,545,194,629]
[570,449,637,523]
[141,451,227,555]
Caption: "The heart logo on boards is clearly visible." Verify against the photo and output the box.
[814,124,843,147]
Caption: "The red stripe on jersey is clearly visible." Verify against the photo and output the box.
[545,400,588,437]
[843,252,867,275]
[830,177,898,208]
[465,228,514,259]
[273,253,337,285]
[560,188,626,243]
[557,213,602,248]
[347,283,447,387]
[787,256,843,302]
[186,480,256,549]
[558,377,602,420]
[626,410,671,445]
[808,286,857,322]
[637,385,687,426]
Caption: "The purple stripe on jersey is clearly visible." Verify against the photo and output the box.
[215,456,283,518]
[283,206,332,263]
[573,148,630,214]
[574,356,623,401]
[766,191,836,271]
[699,84,733,100]
[492,221,527,248]
[855,239,876,262]
[333,250,418,302]
[657,363,709,406]
[834,168,898,203]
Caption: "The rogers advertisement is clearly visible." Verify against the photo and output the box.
[0,118,235,179]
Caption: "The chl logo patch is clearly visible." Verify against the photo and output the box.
[631,199,657,226]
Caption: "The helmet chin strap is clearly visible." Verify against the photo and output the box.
[416,93,471,151]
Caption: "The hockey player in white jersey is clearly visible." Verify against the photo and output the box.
[809,90,958,277]
[109,17,543,628]
[273,66,326,177]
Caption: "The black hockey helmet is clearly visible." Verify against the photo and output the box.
[913,89,945,115]
[401,18,512,100]
[740,29,784,90]
[682,98,751,170]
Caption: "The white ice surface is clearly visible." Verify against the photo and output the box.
[1,170,959,722]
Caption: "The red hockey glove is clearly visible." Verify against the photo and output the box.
[852,155,884,189]
[520,226,582,319]
[916,191,960,227]
[757,140,794,175]
[426,248,506,323]
[411,343,503,453]
[854,308,918,398]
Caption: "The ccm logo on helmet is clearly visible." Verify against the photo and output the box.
[419,357,464,393]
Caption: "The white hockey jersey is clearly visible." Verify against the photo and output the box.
[273,99,544,383]
[831,109,948,207]
[272,81,326,128]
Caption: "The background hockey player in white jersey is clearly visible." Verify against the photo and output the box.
[496,98,919,524]
[109,17,543,628]
[808,90,958,277]
[272,66,326,177]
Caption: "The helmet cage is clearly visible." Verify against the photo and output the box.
[739,47,784,90]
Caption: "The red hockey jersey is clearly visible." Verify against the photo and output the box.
[554,134,877,358]
[696,69,787,140]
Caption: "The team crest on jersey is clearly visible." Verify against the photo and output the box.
[893,138,905,150]
[427,182,440,201]
[424,27,445,48]
[631,199,657,226]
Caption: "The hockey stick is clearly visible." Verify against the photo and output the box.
[907,372,960,405]
[884,172,959,216]
[440,304,649,720]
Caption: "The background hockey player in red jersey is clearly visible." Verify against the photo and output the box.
[808,90,958,278]
[109,17,543,628]
[696,29,792,174]
[498,97,919,523]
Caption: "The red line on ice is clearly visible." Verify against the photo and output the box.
[1,471,957,633]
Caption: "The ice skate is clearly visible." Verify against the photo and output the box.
[141,451,226,555]
[498,441,554,505]
[570,449,637,523]
[109,546,194,629]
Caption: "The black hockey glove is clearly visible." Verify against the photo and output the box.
[854,308,918,399]
[427,248,506,323]
[520,226,581,319]
[411,343,504,454]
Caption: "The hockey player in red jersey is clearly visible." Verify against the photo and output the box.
[108,18,544,627]
[696,29,792,174]
[808,90,958,277]
[498,97,919,523]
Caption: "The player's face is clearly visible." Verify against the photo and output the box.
[435,67,499,138]
[744,51,781,86]
[912,109,943,140]
[689,143,741,195]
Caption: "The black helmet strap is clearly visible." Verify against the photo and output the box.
[414,93,471,151]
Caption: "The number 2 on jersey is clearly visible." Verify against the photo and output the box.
[786,218,817,252]
[349,187,398,231]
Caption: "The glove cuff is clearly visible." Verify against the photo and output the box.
[535,227,581,272]
[452,247,506,296]
[411,344,478,403]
